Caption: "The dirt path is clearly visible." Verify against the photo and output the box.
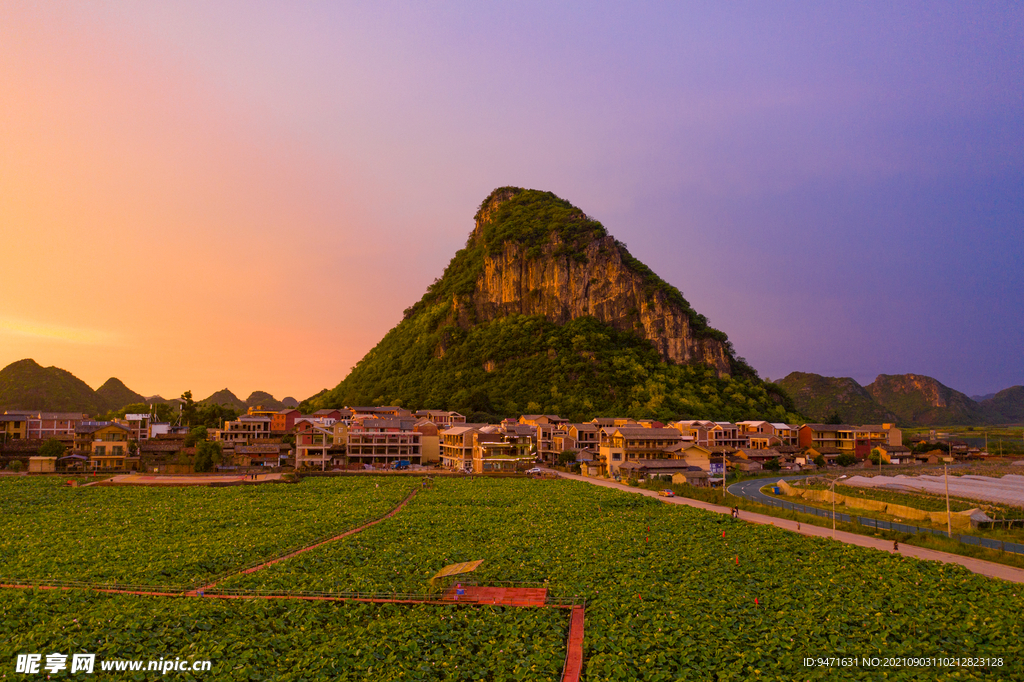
[186,486,420,595]
[547,469,1024,584]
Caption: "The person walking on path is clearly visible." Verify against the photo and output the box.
[893,540,899,552]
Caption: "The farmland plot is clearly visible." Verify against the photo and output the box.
[0,589,568,681]
[223,478,1024,680]
[0,476,414,587]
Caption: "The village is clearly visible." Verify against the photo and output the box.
[1,406,977,481]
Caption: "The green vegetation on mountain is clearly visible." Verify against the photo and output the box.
[310,188,797,422]
[866,374,989,426]
[981,386,1024,424]
[0,359,104,414]
[95,377,145,412]
[244,391,297,410]
[776,372,897,424]
[778,371,1017,427]
[199,389,247,412]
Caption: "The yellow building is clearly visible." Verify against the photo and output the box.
[75,422,138,470]
[1,414,31,441]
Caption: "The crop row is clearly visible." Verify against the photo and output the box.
[0,476,414,587]
[0,589,567,681]
[222,477,1023,680]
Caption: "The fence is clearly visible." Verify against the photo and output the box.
[738,490,1024,556]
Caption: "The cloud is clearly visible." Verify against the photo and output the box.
[0,318,118,345]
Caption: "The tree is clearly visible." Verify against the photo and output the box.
[38,438,66,458]
[763,457,782,472]
[825,411,843,425]
[869,448,882,465]
[836,453,856,467]
[184,426,208,448]
[557,450,578,465]
[8,459,23,472]
[128,440,139,458]
[195,403,238,430]
[193,439,222,473]
[813,454,826,468]
[180,391,198,427]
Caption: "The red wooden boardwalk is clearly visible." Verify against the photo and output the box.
[441,585,548,606]
[561,606,585,682]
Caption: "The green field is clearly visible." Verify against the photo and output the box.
[0,590,568,681]
[0,476,413,587]
[2,475,1022,680]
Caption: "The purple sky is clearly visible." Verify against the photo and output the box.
[2,1,1022,399]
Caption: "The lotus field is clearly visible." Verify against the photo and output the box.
[0,476,412,586]
[2,475,1021,680]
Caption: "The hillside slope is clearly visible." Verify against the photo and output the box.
[866,374,988,426]
[95,378,146,413]
[0,359,104,414]
[775,372,897,424]
[309,188,798,423]
[980,386,1024,424]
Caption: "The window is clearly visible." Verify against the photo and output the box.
[612,452,622,461]
[113,446,123,456]
[95,446,106,456]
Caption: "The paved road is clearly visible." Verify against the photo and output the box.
[728,475,854,520]
[544,469,1024,584]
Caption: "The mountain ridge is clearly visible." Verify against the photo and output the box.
[308,187,795,422]
[778,371,1021,426]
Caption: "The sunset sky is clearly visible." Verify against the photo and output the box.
[2,2,1022,402]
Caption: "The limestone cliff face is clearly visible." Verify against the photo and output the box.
[463,213,732,374]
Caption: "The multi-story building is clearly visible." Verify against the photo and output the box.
[552,423,600,452]
[116,414,151,442]
[471,432,532,473]
[708,422,747,449]
[28,412,86,440]
[798,423,901,457]
[74,422,137,470]
[441,426,488,470]
[214,416,274,444]
[1,413,31,441]
[295,422,343,469]
[271,409,302,433]
[670,420,715,446]
[346,417,422,467]
[414,410,466,427]
[599,426,685,475]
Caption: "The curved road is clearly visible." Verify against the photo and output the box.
[543,469,1024,584]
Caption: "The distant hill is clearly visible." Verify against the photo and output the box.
[776,372,897,424]
[198,389,296,412]
[95,378,146,413]
[0,359,104,414]
[981,386,1024,423]
[200,389,247,412]
[776,371,1017,427]
[243,391,297,410]
[866,374,989,426]
[972,392,997,402]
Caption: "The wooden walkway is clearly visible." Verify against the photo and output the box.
[441,585,549,607]
[561,606,586,682]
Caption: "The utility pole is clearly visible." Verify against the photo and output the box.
[944,461,952,537]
